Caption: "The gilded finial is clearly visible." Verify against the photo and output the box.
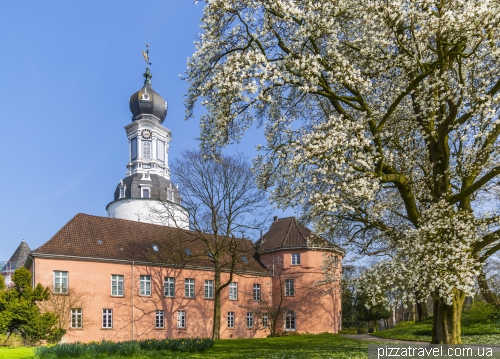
[142,44,153,84]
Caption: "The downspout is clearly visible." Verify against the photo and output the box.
[131,261,134,340]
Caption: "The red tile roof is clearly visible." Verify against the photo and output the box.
[31,213,267,274]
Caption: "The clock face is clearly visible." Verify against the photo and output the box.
[141,129,152,139]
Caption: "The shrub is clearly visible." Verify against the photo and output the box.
[463,301,498,325]
[35,337,215,358]
[0,333,23,348]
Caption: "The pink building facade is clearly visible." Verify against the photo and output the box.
[27,214,343,342]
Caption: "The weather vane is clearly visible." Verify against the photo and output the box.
[142,44,152,66]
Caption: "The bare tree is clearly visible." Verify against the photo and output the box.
[151,150,270,339]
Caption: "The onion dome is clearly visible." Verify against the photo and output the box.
[129,68,167,124]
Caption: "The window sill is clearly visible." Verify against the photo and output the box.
[110,295,125,298]
[204,297,214,300]
[176,328,187,330]
[164,296,175,299]
[101,328,114,330]
[69,328,84,331]
[227,327,235,330]
[154,328,166,330]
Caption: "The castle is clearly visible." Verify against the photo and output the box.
[25,65,343,342]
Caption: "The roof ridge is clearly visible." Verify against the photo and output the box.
[292,217,309,243]
[282,217,294,247]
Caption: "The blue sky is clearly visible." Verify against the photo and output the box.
[0,1,294,260]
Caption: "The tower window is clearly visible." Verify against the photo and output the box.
[142,188,150,199]
[157,140,165,162]
[131,137,138,161]
[119,186,126,198]
[142,141,151,159]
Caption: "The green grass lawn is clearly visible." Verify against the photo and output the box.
[0,346,35,359]
[371,319,500,344]
[1,334,371,359]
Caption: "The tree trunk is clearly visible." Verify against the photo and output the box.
[477,269,499,306]
[373,320,379,332]
[416,301,428,322]
[431,289,465,344]
[212,269,221,340]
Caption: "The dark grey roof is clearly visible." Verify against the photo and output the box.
[113,173,181,203]
[129,82,167,124]
[2,240,31,271]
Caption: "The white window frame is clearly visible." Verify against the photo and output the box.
[177,310,186,329]
[53,271,68,294]
[102,309,113,328]
[164,277,175,297]
[253,284,261,301]
[185,278,195,298]
[285,311,296,331]
[285,279,295,296]
[155,310,164,329]
[246,312,254,329]
[262,314,269,328]
[204,280,214,299]
[119,185,126,198]
[291,253,301,265]
[333,255,339,267]
[228,312,235,328]
[71,308,82,328]
[111,275,124,296]
[229,282,238,300]
[157,139,165,163]
[141,186,151,199]
[131,137,138,161]
[142,140,152,159]
[140,275,151,296]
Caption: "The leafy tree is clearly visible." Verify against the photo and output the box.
[184,0,500,343]
[151,150,269,339]
[0,267,62,345]
[0,275,5,291]
[354,293,391,332]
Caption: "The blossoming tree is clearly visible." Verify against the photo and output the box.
[184,0,500,343]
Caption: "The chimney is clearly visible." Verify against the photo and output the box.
[273,216,278,222]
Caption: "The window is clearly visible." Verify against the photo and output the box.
[262,314,269,328]
[185,278,195,298]
[164,277,175,297]
[152,244,159,252]
[119,186,126,198]
[142,140,151,159]
[229,282,238,300]
[227,312,235,328]
[291,253,301,265]
[102,309,113,328]
[140,275,151,296]
[253,284,261,301]
[111,275,124,296]
[131,137,137,160]
[285,311,296,331]
[157,140,165,162]
[177,310,186,328]
[333,255,339,267]
[246,312,254,328]
[204,280,214,299]
[71,308,82,328]
[53,271,68,294]
[142,187,151,199]
[156,310,164,329]
[285,279,295,296]
[184,248,192,256]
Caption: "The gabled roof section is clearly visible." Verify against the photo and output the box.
[31,213,266,274]
[257,217,344,254]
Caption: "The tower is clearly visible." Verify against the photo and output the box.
[106,60,189,228]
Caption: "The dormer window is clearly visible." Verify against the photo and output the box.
[185,248,192,256]
[152,244,159,252]
[119,185,126,198]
